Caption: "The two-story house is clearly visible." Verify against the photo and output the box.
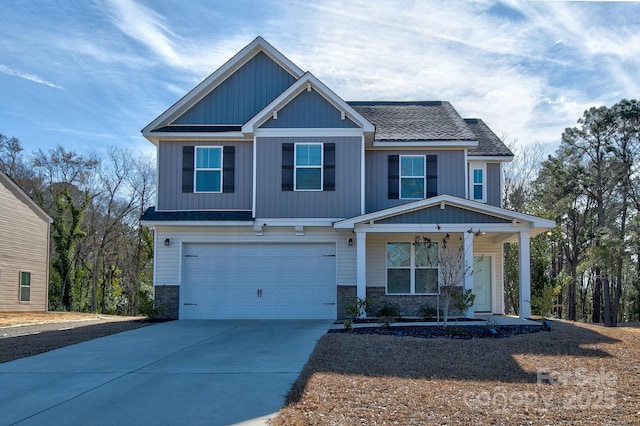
[141,37,554,320]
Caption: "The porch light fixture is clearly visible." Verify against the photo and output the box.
[348,238,353,246]
[164,238,171,246]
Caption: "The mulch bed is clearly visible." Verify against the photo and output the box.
[329,324,543,339]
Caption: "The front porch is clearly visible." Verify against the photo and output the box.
[334,195,556,320]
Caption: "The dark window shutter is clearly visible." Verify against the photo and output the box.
[182,146,194,193]
[282,143,294,191]
[426,155,438,198]
[388,155,399,199]
[222,146,235,193]
[323,143,335,191]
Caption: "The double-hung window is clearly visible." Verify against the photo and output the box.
[195,147,222,192]
[20,271,31,302]
[470,164,486,202]
[400,155,425,199]
[386,242,438,294]
[295,143,323,190]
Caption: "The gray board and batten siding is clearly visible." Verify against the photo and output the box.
[375,205,512,225]
[260,89,359,129]
[255,136,362,218]
[486,162,501,207]
[365,149,466,213]
[172,52,296,126]
[157,141,253,211]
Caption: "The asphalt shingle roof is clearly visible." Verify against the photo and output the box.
[140,207,253,222]
[464,118,514,157]
[348,101,513,158]
[348,101,477,142]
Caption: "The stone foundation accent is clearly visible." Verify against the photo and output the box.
[337,285,357,319]
[154,285,179,319]
[365,287,462,318]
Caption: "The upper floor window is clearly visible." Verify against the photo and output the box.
[400,155,425,199]
[470,164,486,202]
[20,271,31,302]
[386,242,438,294]
[295,143,323,191]
[195,147,222,192]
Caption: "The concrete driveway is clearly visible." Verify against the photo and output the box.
[0,320,332,426]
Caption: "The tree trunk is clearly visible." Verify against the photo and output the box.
[593,269,602,323]
[603,275,613,327]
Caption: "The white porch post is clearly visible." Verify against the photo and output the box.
[356,231,367,318]
[518,230,532,319]
[463,231,475,318]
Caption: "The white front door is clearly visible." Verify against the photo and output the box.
[473,256,492,313]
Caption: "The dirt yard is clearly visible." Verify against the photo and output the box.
[271,320,640,425]
[0,311,155,363]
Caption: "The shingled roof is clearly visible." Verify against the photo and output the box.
[348,101,512,158]
[464,118,514,157]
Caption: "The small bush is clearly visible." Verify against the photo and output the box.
[376,303,401,326]
[452,289,476,316]
[343,319,353,331]
[346,297,369,319]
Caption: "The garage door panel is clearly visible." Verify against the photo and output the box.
[182,243,336,319]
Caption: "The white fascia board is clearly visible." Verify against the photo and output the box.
[144,132,248,145]
[142,37,304,134]
[372,140,479,149]
[351,222,534,234]
[140,220,254,227]
[255,218,340,227]
[253,128,364,137]
[242,72,375,134]
[467,155,514,162]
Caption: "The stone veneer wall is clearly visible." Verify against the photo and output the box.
[365,287,462,318]
[154,285,180,319]
[337,285,357,319]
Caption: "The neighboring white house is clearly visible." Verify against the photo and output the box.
[0,171,52,311]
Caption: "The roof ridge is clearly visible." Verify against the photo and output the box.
[347,101,444,106]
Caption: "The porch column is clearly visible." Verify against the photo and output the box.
[356,231,367,318]
[518,230,532,319]
[463,231,475,318]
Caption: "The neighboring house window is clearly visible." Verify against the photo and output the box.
[386,242,438,294]
[195,147,223,192]
[20,271,31,302]
[295,143,323,190]
[282,143,335,192]
[470,164,486,202]
[388,155,437,199]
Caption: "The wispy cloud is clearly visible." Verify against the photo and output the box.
[0,64,63,89]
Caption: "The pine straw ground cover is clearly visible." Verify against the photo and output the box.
[271,320,640,425]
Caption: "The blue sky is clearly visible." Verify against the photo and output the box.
[1,0,639,158]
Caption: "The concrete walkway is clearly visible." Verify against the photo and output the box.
[0,320,332,426]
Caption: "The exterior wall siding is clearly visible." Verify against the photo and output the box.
[486,162,502,207]
[173,52,296,125]
[157,140,253,211]
[255,136,362,218]
[376,205,511,224]
[260,89,358,128]
[365,149,466,213]
[0,182,49,311]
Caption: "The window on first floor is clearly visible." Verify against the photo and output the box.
[20,271,31,302]
[195,146,223,192]
[386,242,439,294]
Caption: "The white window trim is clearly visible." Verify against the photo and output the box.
[19,271,31,303]
[399,155,426,200]
[194,146,223,193]
[294,143,323,191]
[469,162,487,203]
[385,241,439,295]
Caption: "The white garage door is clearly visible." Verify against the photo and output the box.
[181,243,337,319]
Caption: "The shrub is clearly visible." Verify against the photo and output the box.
[343,319,353,331]
[452,289,476,316]
[346,297,369,319]
[376,303,401,326]
[418,304,437,320]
